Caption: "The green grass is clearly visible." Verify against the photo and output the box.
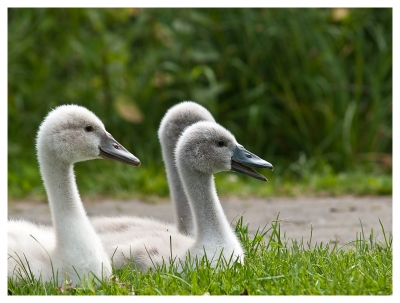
[8,217,392,295]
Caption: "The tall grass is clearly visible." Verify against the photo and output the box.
[8,8,392,199]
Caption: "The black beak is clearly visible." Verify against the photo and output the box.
[230,145,273,181]
[98,132,141,167]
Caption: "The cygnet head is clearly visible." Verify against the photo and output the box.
[158,101,215,150]
[36,105,140,166]
[175,121,273,180]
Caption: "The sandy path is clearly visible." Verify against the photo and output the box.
[8,196,392,248]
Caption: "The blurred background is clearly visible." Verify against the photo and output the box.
[8,8,392,201]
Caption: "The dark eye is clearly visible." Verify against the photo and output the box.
[85,125,94,132]
[217,140,225,147]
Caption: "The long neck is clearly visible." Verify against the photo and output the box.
[39,153,98,251]
[180,168,236,243]
[162,143,195,236]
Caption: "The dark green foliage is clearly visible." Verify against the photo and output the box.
[8,8,392,199]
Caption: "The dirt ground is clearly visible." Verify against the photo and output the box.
[8,196,392,248]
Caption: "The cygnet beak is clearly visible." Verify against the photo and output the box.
[230,145,273,181]
[98,132,141,167]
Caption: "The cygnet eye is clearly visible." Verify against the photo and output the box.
[85,125,94,132]
[217,140,225,147]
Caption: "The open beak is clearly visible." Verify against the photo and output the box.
[230,145,273,181]
[98,132,141,167]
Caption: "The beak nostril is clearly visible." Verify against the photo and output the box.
[245,154,252,158]
[113,144,120,150]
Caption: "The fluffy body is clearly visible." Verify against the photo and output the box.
[92,216,194,270]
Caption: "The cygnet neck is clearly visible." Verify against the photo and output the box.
[39,152,96,250]
[163,145,194,235]
[181,168,233,243]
